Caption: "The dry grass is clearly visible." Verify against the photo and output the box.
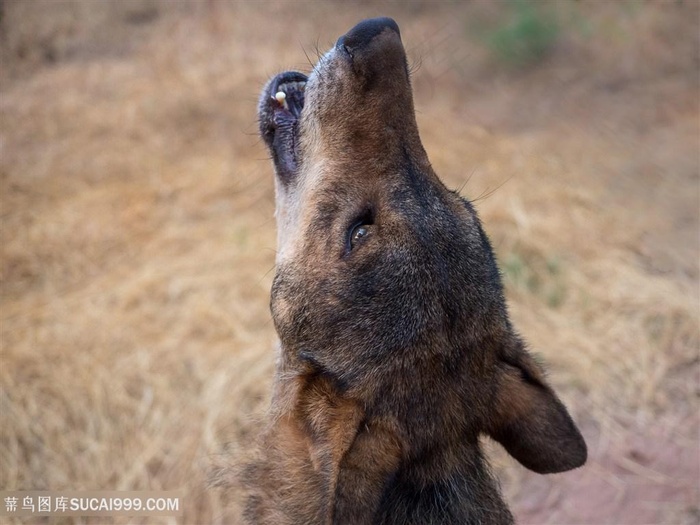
[1,1,698,523]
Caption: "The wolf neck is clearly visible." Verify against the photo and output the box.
[374,450,514,525]
[272,354,512,525]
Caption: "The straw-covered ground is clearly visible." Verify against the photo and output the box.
[1,1,698,523]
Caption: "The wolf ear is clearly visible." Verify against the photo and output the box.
[486,347,587,474]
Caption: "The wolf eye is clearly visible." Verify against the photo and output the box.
[348,223,371,250]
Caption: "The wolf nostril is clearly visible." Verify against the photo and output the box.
[335,17,401,54]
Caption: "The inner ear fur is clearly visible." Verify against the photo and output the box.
[486,347,587,474]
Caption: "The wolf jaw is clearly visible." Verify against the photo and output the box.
[258,71,307,183]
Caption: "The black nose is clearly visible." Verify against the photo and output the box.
[335,17,401,53]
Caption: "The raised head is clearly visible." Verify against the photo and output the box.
[251,17,586,524]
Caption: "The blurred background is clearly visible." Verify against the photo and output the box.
[1,1,698,523]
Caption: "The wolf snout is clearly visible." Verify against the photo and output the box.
[335,17,401,57]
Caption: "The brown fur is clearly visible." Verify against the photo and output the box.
[246,18,586,524]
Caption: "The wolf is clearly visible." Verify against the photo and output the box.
[246,17,586,525]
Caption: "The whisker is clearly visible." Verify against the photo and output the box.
[472,175,513,203]
[300,41,316,71]
[456,167,477,194]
